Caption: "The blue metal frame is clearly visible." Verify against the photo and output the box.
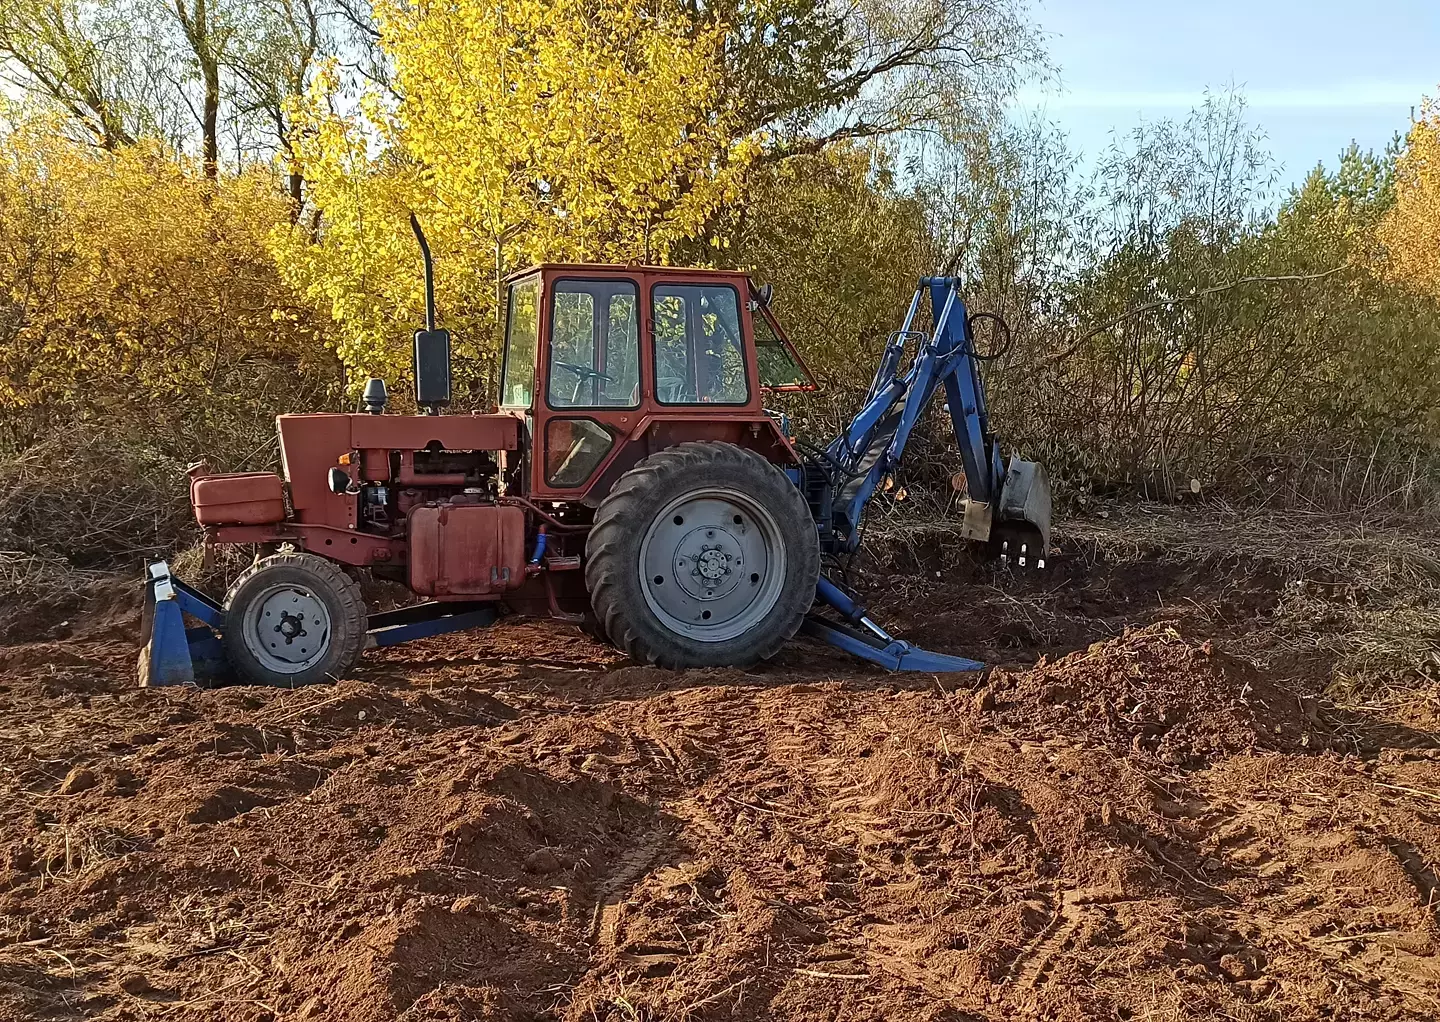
[140,561,502,687]
[797,275,1054,673]
[824,277,1007,551]
[366,603,498,647]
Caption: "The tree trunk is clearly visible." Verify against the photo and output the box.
[202,68,219,178]
[173,0,224,179]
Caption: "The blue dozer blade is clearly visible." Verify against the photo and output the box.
[141,561,226,687]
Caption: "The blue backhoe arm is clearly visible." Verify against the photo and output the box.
[803,276,1052,673]
[824,277,1039,554]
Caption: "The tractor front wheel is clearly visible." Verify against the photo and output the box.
[585,442,820,668]
[221,552,367,687]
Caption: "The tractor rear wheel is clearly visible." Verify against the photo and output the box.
[585,442,819,668]
[221,552,367,687]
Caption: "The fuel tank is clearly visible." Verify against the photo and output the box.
[407,503,528,598]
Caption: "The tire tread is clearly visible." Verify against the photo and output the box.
[221,551,367,687]
[584,442,818,668]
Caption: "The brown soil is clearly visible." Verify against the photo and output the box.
[2,512,1439,1021]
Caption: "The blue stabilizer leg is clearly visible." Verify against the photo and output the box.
[805,577,984,673]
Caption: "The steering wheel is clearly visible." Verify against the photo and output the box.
[552,360,614,383]
[552,360,616,405]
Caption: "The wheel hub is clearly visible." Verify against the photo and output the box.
[243,585,332,674]
[639,488,786,642]
[676,531,743,601]
[275,609,308,642]
[696,547,729,581]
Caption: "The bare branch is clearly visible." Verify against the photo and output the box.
[1034,268,1348,367]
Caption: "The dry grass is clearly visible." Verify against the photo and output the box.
[0,552,111,594]
[0,425,195,568]
[167,542,262,600]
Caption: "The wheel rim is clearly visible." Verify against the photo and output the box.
[241,582,333,675]
[638,486,787,643]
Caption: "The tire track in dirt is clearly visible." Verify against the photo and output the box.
[589,825,674,948]
[1386,837,1440,926]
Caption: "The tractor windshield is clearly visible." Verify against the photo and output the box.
[753,304,816,391]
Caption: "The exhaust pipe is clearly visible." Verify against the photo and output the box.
[409,214,451,414]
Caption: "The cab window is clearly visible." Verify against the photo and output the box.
[652,284,748,405]
[753,306,815,390]
[545,418,615,486]
[501,277,540,407]
[547,279,640,408]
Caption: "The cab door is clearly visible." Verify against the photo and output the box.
[530,272,644,498]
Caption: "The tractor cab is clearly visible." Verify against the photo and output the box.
[497,265,814,501]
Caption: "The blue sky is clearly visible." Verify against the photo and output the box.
[1021,0,1439,187]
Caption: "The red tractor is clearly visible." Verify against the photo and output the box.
[142,219,1050,687]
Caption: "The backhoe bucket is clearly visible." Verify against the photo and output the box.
[995,456,1052,560]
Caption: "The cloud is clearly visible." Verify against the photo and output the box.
[1017,83,1433,112]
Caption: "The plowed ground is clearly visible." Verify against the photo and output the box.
[2,512,1439,1022]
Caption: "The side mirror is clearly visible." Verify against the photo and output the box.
[757,283,774,307]
[413,328,451,412]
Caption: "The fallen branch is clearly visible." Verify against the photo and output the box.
[1374,781,1440,803]
[1309,929,1400,945]
[794,967,869,980]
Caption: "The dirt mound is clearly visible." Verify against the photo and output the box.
[0,569,140,647]
[989,625,1320,764]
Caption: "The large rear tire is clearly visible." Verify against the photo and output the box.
[221,552,367,687]
[585,442,819,668]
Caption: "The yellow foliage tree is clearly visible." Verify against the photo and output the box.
[1379,98,1440,298]
[0,109,332,451]
[276,0,754,396]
